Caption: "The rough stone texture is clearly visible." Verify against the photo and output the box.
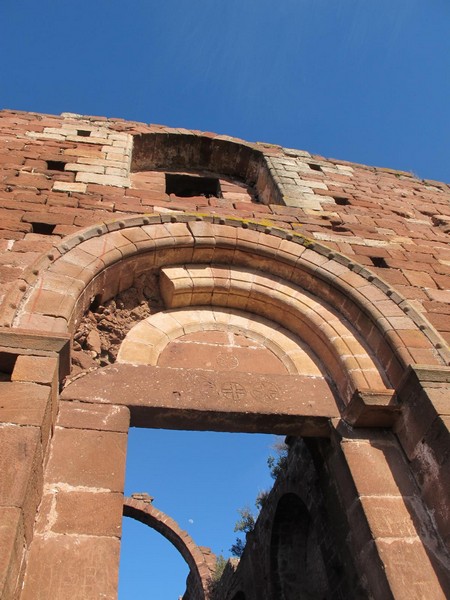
[61,364,337,435]
[69,271,162,378]
[1,110,449,344]
[0,507,24,600]
[45,427,127,491]
[0,110,448,599]
[43,491,124,537]
[56,400,130,433]
[20,536,121,600]
[0,383,51,431]
[158,333,289,375]
[0,425,43,543]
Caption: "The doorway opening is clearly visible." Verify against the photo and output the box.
[118,428,278,599]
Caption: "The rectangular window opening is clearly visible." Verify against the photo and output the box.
[370,256,389,268]
[333,196,350,206]
[0,352,18,382]
[31,222,56,235]
[165,173,221,198]
[46,160,66,172]
[77,130,92,137]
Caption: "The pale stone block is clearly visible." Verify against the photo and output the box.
[64,162,105,174]
[52,181,87,193]
[123,320,168,345]
[105,167,128,176]
[66,135,112,145]
[75,172,130,188]
[117,340,161,365]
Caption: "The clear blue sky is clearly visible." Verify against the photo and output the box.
[1,1,449,597]
[1,0,449,182]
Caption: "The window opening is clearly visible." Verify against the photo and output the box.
[333,196,350,206]
[370,256,388,268]
[77,129,91,137]
[46,160,66,171]
[309,164,322,172]
[30,222,56,235]
[0,352,18,382]
[165,173,222,198]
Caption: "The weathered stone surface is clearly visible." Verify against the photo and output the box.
[341,437,417,497]
[11,355,58,385]
[0,425,43,542]
[352,495,419,539]
[61,364,338,435]
[85,329,101,354]
[46,427,127,491]
[50,491,123,537]
[0,329,70,379]
[0,111,449,600]
[20,535,120,600]
[158,340,289,375]
[0,382,51,430]
[0,507,24,600]
[0,426,41,507]
[57,401,130,433]
[376,538,448,600]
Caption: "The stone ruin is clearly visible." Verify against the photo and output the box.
[0,109,449,598]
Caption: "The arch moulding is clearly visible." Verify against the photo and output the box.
[2,214,446,423]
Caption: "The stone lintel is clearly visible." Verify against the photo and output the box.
[61,364,338,436]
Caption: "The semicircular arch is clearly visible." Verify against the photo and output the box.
[2,215,446,393]
[123,496,214,600]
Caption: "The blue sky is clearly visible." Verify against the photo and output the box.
[1,0,449,182]
[1,1,449,597]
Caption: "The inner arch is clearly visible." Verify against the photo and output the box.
[123,496,215,600]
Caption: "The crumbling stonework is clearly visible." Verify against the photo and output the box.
[0,109,449,599]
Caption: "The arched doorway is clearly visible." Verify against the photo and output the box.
[270,493,329,600]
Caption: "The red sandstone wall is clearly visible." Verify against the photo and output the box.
[0,109,449,600]
[0,109,449,343]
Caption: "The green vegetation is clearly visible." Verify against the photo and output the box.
[230,439,288,557]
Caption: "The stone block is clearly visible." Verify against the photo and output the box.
[343,389,400,427]
[376,538,448,599]
[0,425,43,542]
[46,427,127,491]
[0,382,51,427]
[49,491,123,537]
[57,401,130,433]
[0,382,52,450]
[60,364,338,434]
[157,340,288,374]
[0,507,24,600]
[0,329,70,380]
[21,535,120,600]
[341,436,417,497]
[351,495,419,540]
[52,181,87,193]
[11,355,58,386]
